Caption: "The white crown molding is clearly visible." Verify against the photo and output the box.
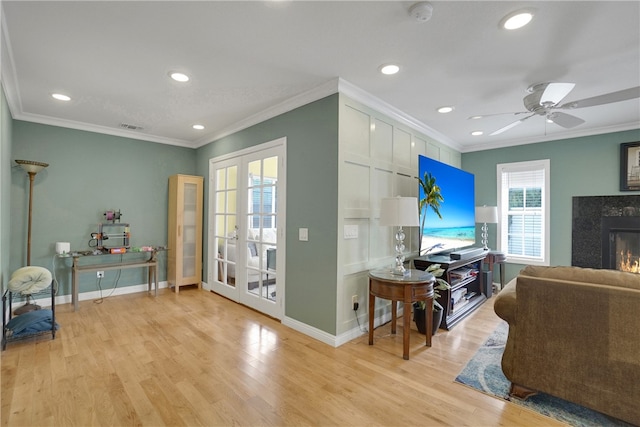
[461,122,640,153]
[193,78,340,148]
[195,77,460,151]
[13,111,194,147]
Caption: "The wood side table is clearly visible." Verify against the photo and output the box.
[368,269,435,360]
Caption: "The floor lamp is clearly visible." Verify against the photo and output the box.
[380,196,419,276]
[14,159,49,314]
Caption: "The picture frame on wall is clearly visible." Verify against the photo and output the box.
[620,142,640,191]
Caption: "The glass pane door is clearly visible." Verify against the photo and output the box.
[208,139,285,320]
[210,161,240,301]
[245,156,278,303]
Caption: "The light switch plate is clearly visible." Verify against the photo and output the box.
[299,228,308,241]
[344,224,358,239]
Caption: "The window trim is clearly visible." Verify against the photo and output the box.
[496,159,550,266]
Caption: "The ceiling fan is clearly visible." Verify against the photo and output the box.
[475,82,640,136]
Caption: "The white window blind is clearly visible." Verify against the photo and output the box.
[497,160,550,265]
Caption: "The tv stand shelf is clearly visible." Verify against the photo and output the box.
[414,253,487,330]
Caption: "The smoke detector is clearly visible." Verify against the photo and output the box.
[409,2,433,23]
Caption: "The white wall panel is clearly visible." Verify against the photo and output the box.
[343,161,370,210]
[371,216,393,261]
[411,136,427,170]
[393,128,412,168]
[373,167,394,200]
[342,106,370,156]
[396,172,415,197]
[371,119,393,162]
[427,142,440,161]
[343,218,369,271]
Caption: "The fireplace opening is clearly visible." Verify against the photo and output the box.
[602,217,640,273]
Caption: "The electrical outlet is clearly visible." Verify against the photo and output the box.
[352,294,358,311]
[97,271,104,278]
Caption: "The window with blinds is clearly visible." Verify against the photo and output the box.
[497,159,550,265]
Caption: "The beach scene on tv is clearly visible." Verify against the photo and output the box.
[418,156,476,255]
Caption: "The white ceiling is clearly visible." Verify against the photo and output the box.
[2,1,639,153]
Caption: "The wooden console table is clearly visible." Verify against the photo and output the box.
[368,269,435,360]
[63,249,161,311]
[414,253,486,330]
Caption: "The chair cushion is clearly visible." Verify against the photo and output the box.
[8,266,52,294]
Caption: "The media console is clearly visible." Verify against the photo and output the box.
[413,252,488,330]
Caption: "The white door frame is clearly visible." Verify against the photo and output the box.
[206,137,286,320]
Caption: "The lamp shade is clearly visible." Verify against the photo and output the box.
[380,197,419,227]
[475,206,498,224]
[15,159,49,174]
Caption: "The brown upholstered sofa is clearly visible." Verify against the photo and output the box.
[494,265,640,425]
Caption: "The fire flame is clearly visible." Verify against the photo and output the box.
[619,250,640,273]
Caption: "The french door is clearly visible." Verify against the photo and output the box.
[208,140,285,319]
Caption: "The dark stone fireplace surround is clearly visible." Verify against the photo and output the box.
[572,195,640,269]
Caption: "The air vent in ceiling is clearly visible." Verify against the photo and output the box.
[119,123,144,131]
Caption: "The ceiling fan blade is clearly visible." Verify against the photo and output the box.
[467,111,529,120]
[490,114,535,135]
[540,82,575,105]
[547,112,585,128]
[559,86,640,109]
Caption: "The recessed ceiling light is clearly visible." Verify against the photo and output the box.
[170,72,190,82]
[501,10,534,30]
[192,124,205,130]
[437,106,454,114]
[380,64,400,75]
[471,131,484,136]
[469,115,483,120]
[51,93,71,101]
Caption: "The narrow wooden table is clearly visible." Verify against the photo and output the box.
[368,269,435,360]
[62,249,162,311]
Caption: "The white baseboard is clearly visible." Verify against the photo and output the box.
[282,315,339,347]
[7,281,169,310]
[284,309,399,348]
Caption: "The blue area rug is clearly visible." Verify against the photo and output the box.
[455,322,632,427]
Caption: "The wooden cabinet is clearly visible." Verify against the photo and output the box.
[168,174,204,293]
[413,253,486,330]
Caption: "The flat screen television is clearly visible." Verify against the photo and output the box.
[418,155,476,255]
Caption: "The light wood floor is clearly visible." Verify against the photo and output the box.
[1,288,564,426]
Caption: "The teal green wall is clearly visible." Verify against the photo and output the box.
[10,121,196,296]
[196,94,339,334]
[462,129,640,282]
[1,86,12,294]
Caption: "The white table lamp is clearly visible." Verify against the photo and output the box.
[380,196,419,276]
[475,205,498,250]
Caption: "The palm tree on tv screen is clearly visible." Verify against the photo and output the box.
[418,171,444,253]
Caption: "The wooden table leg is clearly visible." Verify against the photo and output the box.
[72,257,79,311]
[391,300,397,334]
[426,297,432,347]
[368,290,375,345]
[403,301,411,360]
